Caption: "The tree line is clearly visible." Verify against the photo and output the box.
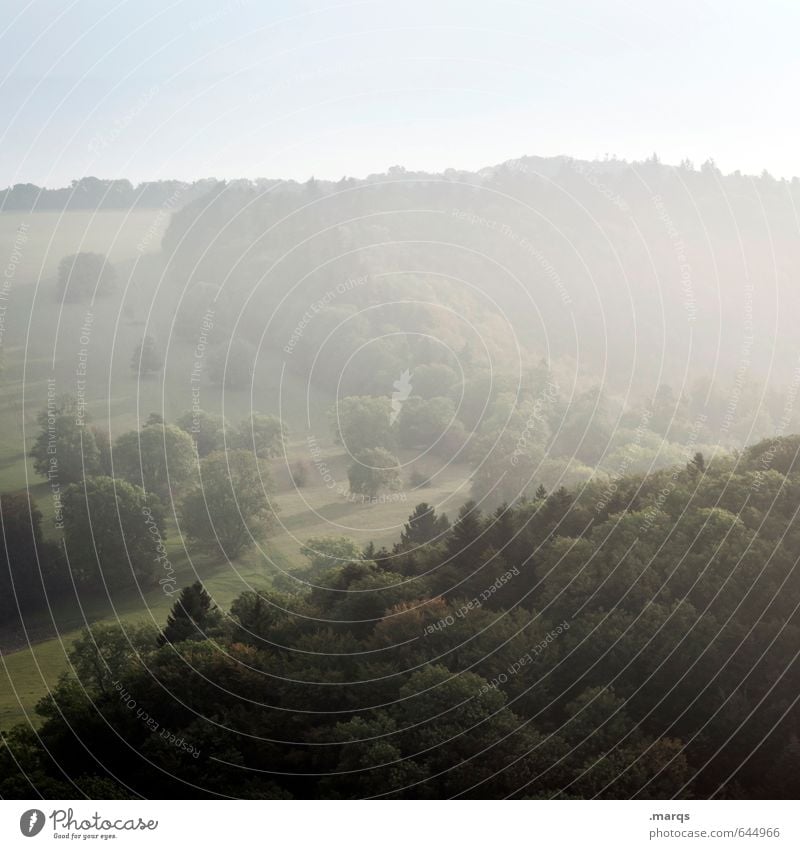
[0,400,285,617]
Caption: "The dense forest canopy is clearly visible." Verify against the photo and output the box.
[3,439,800,799]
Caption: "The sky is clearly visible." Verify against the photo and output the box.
[1,0,798,186]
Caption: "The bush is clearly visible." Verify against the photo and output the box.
[290,460,310,487]
[347,448,401,498]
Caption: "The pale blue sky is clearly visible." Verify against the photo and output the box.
[1,0,798,185]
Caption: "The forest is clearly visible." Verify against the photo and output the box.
[2,429,800,798]
[2,156,800,799]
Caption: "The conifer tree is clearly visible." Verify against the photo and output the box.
[400,503,450,548]
[159,581,221,645]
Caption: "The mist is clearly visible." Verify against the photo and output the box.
[2,0,800,822]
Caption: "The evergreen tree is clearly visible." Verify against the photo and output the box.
[446,501,484,566]
[400,503,449,548]
[487,503,516,552]
[158,581,221,645]
[688,451,706,476]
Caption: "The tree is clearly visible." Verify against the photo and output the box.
[400,502,450,548]
[446,501,484,566]
[232,413,287,459]
[10,436,800,801]
[290,460,309,487]
[91,427,113,475]
[486,503,516,553]
[180,449,277,558]
[301,536,363,571]
[688,451,706,476]
[741,435,800,477]
[61,476,166,587]
[29,396,101,485]
[229,590,290,647]
[131,335,163,376]
[0,492,65,615]
[159,581,222,645]
[68,621,159,695]
[176,409,226,457]
[347,448,401,498]
[468,430,545,508]
[113,422,197,500]
[324,664,545,798]
[329,395,394,452]
[57,252,116,302]
[396,396,456,450]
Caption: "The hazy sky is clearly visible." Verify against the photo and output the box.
[1,0,798,186]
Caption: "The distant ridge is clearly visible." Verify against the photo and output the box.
[4,154,795,213]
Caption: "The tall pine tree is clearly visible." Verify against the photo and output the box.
[159,581,221,645]
[400,503,450,548]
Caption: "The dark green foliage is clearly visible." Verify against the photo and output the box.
[688,450,706,475]
[232,413,287,459]
[329,395,395,452]
[446,500,484,565]
[91,426,113,476]
[399,502,449,548]
[159,581,222,645]
[180,449,276,557]
[113,422,197,500]
[301,536,363,571]
[175,409,226,457]
[396,396,455,450]
[741,434,800,476]
[61,476,165,587]
[29,396,102,485]
[347,447,401,497]
[6,446,800,800]
[0,492,66,616]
